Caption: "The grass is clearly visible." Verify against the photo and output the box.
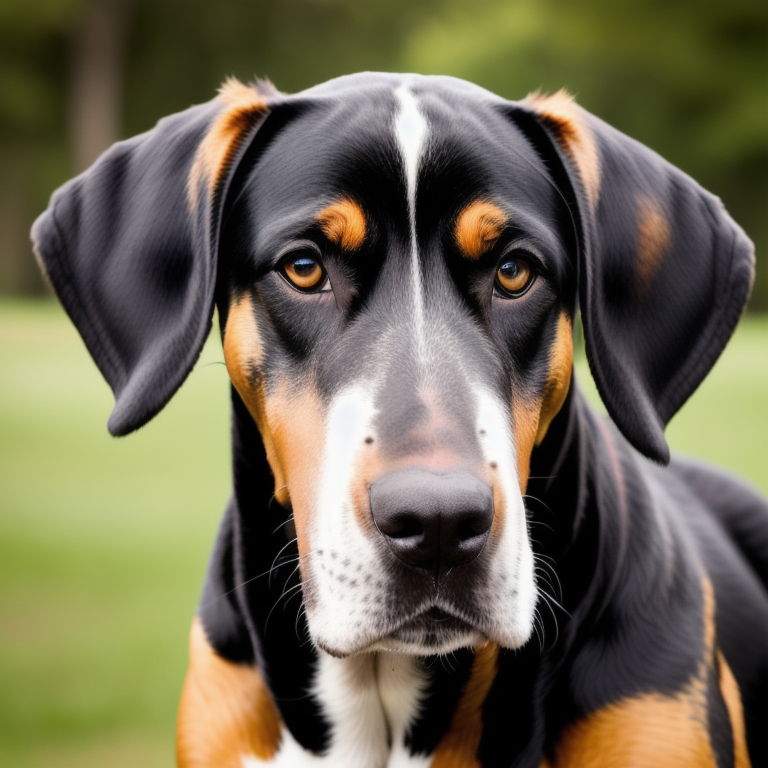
[1,299,766,766]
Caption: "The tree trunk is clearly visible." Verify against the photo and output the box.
[69,0,132,173]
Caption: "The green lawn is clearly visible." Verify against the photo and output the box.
[1,300,766,767]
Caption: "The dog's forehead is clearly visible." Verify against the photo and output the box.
[248,74,562,232]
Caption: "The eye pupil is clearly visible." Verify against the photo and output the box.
[496,256,533,296]
[293,257,317,277]
[500,261,520,279]
[282,251,327,291]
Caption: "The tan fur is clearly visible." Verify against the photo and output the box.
[187,77,268,211]
[223,295,290,507]
[432,642,500,768]
[455,200,508,260]
[535,313,573,445]
[551,687,718,768]
[261,382,325,559]
[316,198,367,251]
[634,195,671,300]
[176,618,282,768]
[718,650,751,768]
[551,577,749,768]
[513,399,540,493]
[524,90,601,213]
[223,294,326,554]
[513,312,573,492]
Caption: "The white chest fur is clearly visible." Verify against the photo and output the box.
[242,652,432,768]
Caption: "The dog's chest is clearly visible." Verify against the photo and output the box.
[244,652,431,767]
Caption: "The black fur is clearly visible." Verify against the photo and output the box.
[33,73,767,766]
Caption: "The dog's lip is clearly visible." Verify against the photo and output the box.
[315,606,487,657]
[424,606,453,621]
[385,603,479,636]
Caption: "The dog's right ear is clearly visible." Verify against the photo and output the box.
[32,79,269,436]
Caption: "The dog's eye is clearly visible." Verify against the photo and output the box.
[281,252,329,292]
[495,256,534,298]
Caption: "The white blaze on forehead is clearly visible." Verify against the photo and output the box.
[394,84,429,361]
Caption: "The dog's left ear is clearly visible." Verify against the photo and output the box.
[510,92,754,464]
[32,79,269,436]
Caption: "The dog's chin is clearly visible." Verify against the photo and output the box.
[315,608,490,658]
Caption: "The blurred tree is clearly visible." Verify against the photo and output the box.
[70,0,133,173]
[401,0,768,308]
[1,0,766,307]
[0,0,79,293]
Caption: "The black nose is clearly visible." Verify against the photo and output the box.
[369,469,494,570]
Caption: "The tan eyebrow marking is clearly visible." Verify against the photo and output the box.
[455,200,508,260]
[187,77,268,211]
[523,89,601,213]
[315,198,367,251]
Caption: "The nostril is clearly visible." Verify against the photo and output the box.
[379,512,423,540]
[457,515,489,542]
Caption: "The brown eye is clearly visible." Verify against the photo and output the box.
[496,257,534,297]
[282,253,327,291]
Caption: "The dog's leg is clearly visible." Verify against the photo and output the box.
[176,618,282,768]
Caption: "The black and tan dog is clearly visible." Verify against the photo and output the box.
[33,74,767,767]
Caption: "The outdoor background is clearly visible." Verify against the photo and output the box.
[1,1,766,766]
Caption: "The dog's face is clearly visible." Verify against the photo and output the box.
[33,72,753,663]
[220,79,575,656]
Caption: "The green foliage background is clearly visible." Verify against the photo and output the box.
[1,301,766,767]
[1,2,767,766]
[1,0,767,304]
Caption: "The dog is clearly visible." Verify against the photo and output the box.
[33,73,768,767]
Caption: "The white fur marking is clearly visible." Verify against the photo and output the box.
[242,653,431,766]
[394,84,429,361]
[474,386,537,648]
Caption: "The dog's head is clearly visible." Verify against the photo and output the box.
[33,74,753,658]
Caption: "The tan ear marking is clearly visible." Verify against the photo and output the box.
[315,198,367,251]
[187,77,268,211]
[455,200,508,260]
[523,90,601,213]
[634,195,671,300]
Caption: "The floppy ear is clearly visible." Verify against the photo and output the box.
[511,91,754,464]
[32,79,269,436]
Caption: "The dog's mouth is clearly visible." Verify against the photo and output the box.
[365,604,487,655]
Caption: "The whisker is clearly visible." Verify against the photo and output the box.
[269,536,300,588]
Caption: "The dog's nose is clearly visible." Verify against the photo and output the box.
[369,469,493,569]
